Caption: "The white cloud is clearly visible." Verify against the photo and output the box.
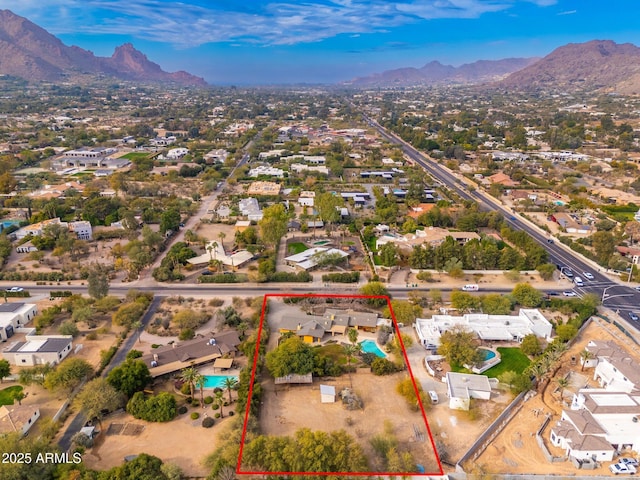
[0,0,557,47]
[557,9,577,15]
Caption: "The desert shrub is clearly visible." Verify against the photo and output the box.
[371,358,399,375]
[127,392,177,422]
[212,403,219,410]
[202,417,215,428]
[322,272,360,283]
[214,413,221,418]
[86,332,98,340]
[180,383,191,395]
[208,298,224,307]
[191,412,200,420]
[177,406,188,415]
[204,396,214,405]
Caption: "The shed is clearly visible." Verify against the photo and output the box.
[320,384,336,403]
[213,358,234,371]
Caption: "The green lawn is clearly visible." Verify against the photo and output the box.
[483,347,531,378]
[314,343,348,365]
[288,242,308,255]
[0,386,23,406]
[122,152,152,161]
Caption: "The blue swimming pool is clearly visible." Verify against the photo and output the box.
[203,375,238,389]
[479,348,496,361]
[360,339,386,358]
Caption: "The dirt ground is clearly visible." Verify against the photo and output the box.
[83,407,235,477]
[472,318,640,476]
[254,370,441,474]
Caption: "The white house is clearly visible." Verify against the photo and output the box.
[0,303,38,341]
[165,147,189,160]
[550,388,640,461]
[414,309,553,348]
[238,198,263,221]
[0,405,40,436]
[14,218,92,241]
[445,372,497,411]
[248,165,284,178]
[284,247,349,271]
[68,220,93,241]
[585,340,640,393]
[298,191,315,207]
[2,334,73,366]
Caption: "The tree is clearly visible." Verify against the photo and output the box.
[591,230,616,265]
[359,281,389,307]
[11,390,26,405]
[511,283,544,307]
[556,323,578,342]
[160,208,182,235]
[315,192,342,227]
[520,334,542,356]
[215,389,225,418]
[127,392,177,422]
[580,349,594,371]
[343,343,361,388]
[110,453,169,480]
[44,358,93,392]
[347,327,359,346]
[223,376,238,404]
[378,243,399,267]
[498,370,518,389]
[266,336,315,378]
[437,326,482,367]
[555,377,570,399]
[384,300,421,325]
[218,231,226,250]
[195,372,205,407]
[180,367,199,399]
[450,291,481,313]
[258,204,288,248]
[481,293,512,315]
[537,263,557,281]
[0,359,10,383]
[87,264,110,299]
[107,359,152,398]
[77,378,125,429]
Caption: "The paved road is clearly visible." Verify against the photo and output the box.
[362,114,640,331]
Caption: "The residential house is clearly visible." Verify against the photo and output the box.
[278,308,379,343]
[0,405,40,436]
[487,172,517,187]
[164,147,189,160]
[14,218,92,241]
[298,191,315,207]
[376,227,480,253]
[150,136,177,147]
[2,334,73,366]
[0,303,38,341]
[407,204,436,219]
[249,165,284,178]
[290,164,329,175]
[204,149,229,164]
[140,331,241,378]
[615,246,640,265]
[550,388,640,461]
[585,340,640,393]
[414,309,553,348]
[238,198,263,221]
[445,372,497,410]
[284,247,348,271]
[247,181,281,196]
[550,213,593,235]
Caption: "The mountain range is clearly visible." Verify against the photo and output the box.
[348,40,640,94]
[0,9,207,87]
[346,57,539,86]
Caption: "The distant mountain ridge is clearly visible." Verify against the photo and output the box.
[0,9,207,86]
[499,40,640,93]
[346,57,539,86]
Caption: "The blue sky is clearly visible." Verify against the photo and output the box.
[2,0,640,85]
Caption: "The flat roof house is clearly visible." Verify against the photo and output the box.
[0,303,38,342]
[446,372,497,411]
[2,335,73,366]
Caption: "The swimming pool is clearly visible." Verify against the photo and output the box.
[203,375,238,389]
[360,339,386,358]
[479,348,496,361]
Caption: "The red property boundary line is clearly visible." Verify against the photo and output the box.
[236,293,444,477]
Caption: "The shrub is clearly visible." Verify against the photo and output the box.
[180,383,192,395]
[202,417,215,428]
[212,403,219,410]
[86,332,98,340]
[190,412,200,420]
[204,396,214,405]
[177,406,188,415]
[266,271,312,283]
[322,272,360,283]
[228,410,234,416]
[179,328,195,341]
[214,413,221,419]
[126,392,177,422]
[371,357,399,375]
[208,298,225,307]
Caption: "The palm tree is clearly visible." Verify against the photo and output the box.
[180,367,199,399]
[218,232,226,250]
[195,373,205,407]
[556,377,570,400]
[215,389,225,418]
[223,377,238,404]
[207,241,218,261]
[343,343,360,389]
[580,349,594,372]
[132,320,143,343]
[347,328,359,346]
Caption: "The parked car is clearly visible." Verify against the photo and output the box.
[620,458,639,467]
[583,272,594,280]
[6,287,23,292]
[462,284,479,292]
[629,312,639,322]
[562,291,577,297]
[610,462,636,475]
[428,391,439,404]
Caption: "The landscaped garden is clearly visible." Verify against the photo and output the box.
[482,347,531,378]
[0,385,23,405]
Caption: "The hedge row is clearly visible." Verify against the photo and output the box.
[198,273,248,283]
[321,272,360,283]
